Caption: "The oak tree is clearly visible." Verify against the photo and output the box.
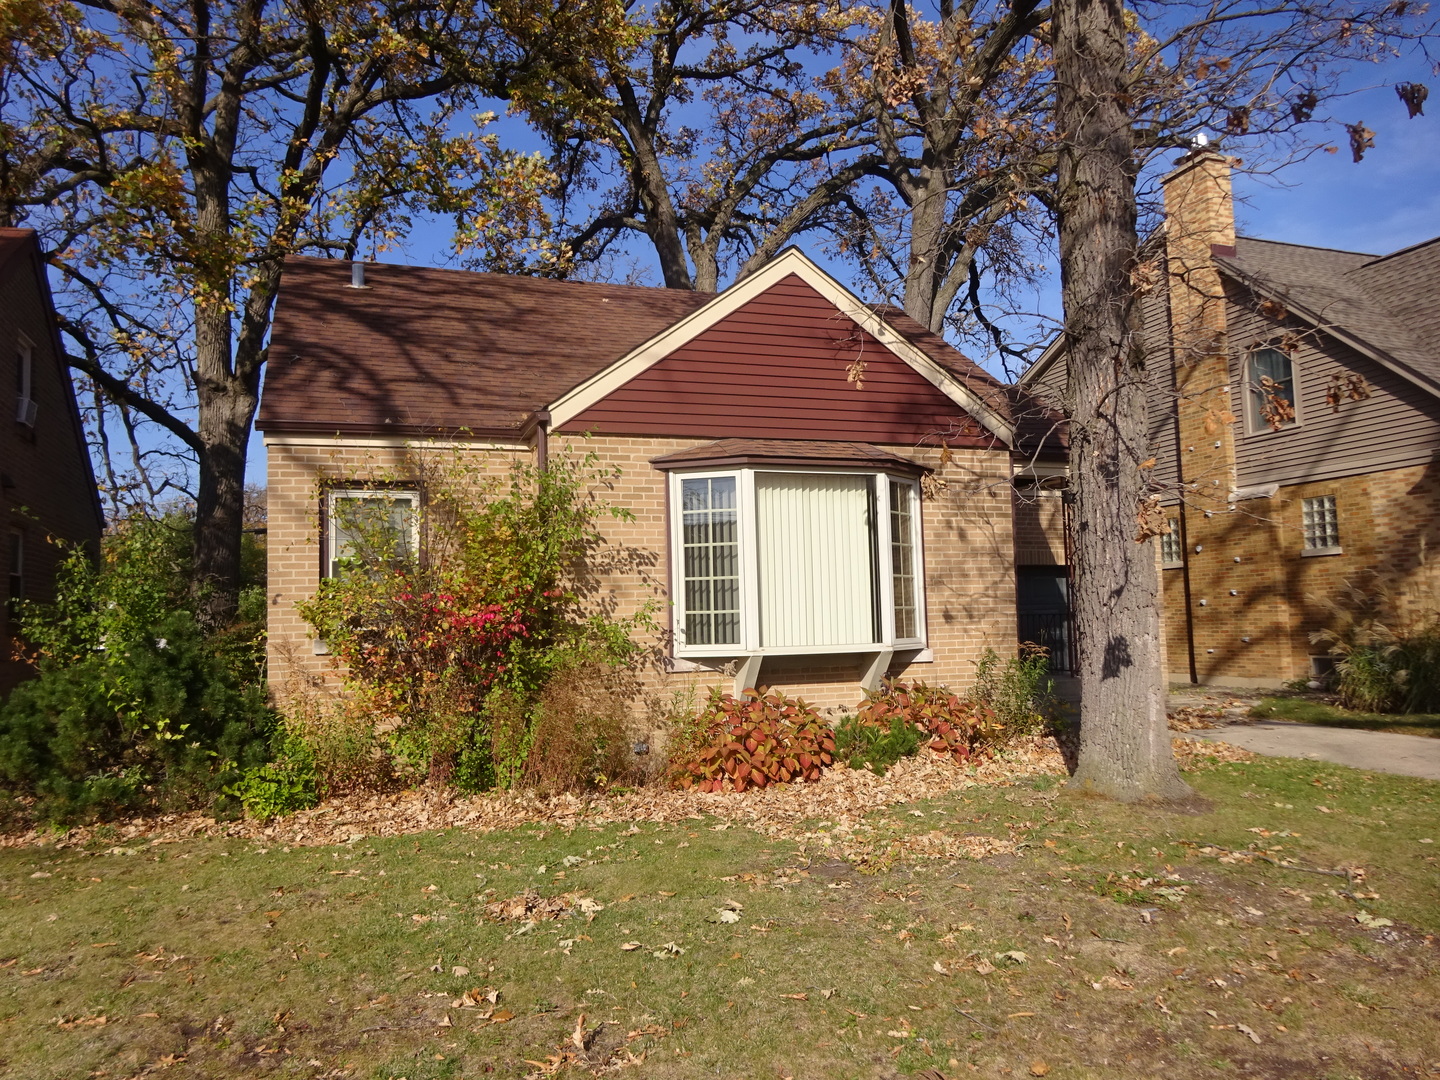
[0,0,568,628]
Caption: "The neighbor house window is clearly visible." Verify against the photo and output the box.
[1301,494,1340,552]
[325,488,419,578]
[7,529,22,621]
[1247,347,1296,432]
[1160,518,1183,567]
[670,469,924,655]
[15,335,35,427]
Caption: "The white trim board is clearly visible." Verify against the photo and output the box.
[546,248,1016,445]
[263,434,530,451]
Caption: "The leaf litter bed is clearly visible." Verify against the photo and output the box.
[0,734,1252,855]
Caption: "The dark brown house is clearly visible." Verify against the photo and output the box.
[0,228,105,694]
[1022,151,1440,688]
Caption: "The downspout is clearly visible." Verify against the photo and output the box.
[533,408,551,471]
[1169,382,1199,684]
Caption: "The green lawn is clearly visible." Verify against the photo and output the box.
[1,756,1437,1079]
[1250,695,1440,739]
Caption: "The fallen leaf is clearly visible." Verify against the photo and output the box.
[620,942,643,951]
[1030,1063,1051,1077]
[780,993,808,1001]
[1237,1023,1262,1044]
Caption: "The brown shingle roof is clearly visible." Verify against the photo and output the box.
[259,257,1019,445]
[650,438,929,472]
[1215,235,1440,391]
[259,257,713,436]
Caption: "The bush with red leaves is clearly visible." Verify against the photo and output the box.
[669,688,835,793]
[853,680,1003,764]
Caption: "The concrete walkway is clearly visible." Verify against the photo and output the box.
[1185,721,1440,781]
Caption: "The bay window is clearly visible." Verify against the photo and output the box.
[670,467,925,656]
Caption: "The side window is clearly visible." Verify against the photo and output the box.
[1246,347,1296,432]
[1160,518,1183,567]
[6,529,23,622]
[325,489,419,578]
[1301,494,1340,553]
[15,335,36,427]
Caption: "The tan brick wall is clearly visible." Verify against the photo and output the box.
[1163,462,1440,685]
[266,432,1020,717]
[264,437,530,697]
[1011,488,1065,566]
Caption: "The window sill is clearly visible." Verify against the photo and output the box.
[1161,562,1184,570]
[1301,546,1343,558]
[667,645,932,673]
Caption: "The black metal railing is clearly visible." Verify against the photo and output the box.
[1018,612,1073,674]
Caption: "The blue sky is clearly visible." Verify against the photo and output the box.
[242,56,1438,485]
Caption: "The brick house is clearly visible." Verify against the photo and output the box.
[258,249,1043,712]
[0,228,105,695]
[1022,150,1440,688]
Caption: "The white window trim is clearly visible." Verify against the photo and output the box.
[1243,346,1300,435]
[668,466,926,659]
[324,487,420,579]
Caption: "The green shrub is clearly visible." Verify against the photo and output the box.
[834,712,924,774]
[669,688,834,793]
[0,610,273,823]
[0,515,274,825]
[1312,576,1440,714]
[226,733,319,822]
[970,646,1056,736]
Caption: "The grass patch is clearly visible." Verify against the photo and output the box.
[1251,695,1440,739]
[1,758,1437,1079]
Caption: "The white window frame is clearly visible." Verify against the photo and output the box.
[1244,346,1299,434]
[324,487,420,579]
[668,467,926,658]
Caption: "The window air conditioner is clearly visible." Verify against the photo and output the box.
[15,398,37,427]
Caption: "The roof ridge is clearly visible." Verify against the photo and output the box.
[1234,234,1378,258]
[281,254,718,299]
[1351,233,1440,269]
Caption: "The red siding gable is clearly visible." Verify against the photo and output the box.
[560,275,992,446]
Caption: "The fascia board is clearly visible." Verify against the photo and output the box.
[547,249,1016,445]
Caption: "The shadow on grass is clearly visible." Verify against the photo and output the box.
[1250,695,1440,739]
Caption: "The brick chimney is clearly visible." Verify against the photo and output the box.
[1163,149,1238,511]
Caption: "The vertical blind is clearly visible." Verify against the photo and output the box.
[756,473,875,647]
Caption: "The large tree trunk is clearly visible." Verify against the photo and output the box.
[191,306,260,633]
[1054,0,1191,801]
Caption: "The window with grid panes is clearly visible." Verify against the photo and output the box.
[1302,494,1339,551]
[1160,519,1183,566]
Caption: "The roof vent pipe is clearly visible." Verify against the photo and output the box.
[350,261,365,289]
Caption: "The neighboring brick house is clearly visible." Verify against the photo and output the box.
[258,249,1038,713]
[1022,150,1440,688]
[0,228,105,695]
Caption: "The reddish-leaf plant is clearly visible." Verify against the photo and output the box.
[669,688,835,793]
[853,679,1004,764]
